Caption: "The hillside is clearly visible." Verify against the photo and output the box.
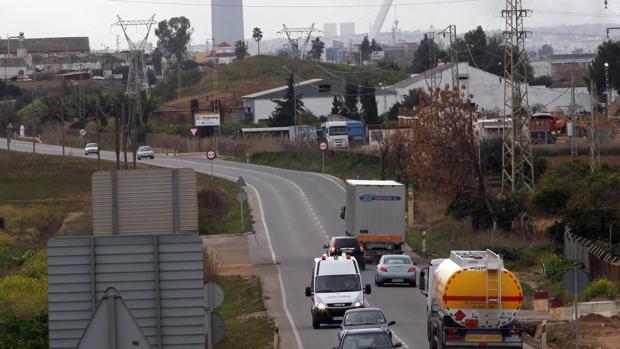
[164,55,409,109]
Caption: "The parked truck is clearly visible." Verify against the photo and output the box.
[419,250,524,348]
[340,180,405,263]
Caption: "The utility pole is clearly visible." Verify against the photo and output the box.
[590,81,601,173]
[605,62,610,118]
[277,24,321,143]
[439,25,459,90]
[570,63,578,158]
[501,0,535,193]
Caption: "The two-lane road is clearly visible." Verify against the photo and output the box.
[2,139,429,349]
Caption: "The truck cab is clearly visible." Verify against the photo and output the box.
[321,121,350,149]
[305,254,372,329]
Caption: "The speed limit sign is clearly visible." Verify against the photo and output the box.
[206,149,217,160]
[318,140,329,152]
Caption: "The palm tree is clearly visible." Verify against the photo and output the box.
[252,27,263,55]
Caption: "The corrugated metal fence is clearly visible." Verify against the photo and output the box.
[564,227,620,291]
[48,234,205,349]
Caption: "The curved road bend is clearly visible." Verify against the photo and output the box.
[2,139,429,349]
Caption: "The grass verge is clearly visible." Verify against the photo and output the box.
[249,150,383,179]
[197,175,254,235]
[216,275,274,349]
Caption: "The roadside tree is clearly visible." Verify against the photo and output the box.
[252,27,263,55]
[234,40,249,60]
[309,37,325,60]
[268,73,304,127]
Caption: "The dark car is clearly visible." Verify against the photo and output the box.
[334,328,402,349]
[324,236,366,270]
[338,308,395,340]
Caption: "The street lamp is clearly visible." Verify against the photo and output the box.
[605,62,610,118]
[3,32,25,151]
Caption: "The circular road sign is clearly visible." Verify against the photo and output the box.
[236,191,247,203]
[205,282,225,310]
[318,140,329,152]
[79,129,87,137]
[206,149,217,160]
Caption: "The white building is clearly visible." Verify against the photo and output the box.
[378,62,592,115]
[243,79,345,123]
[340,23,356,36]
[324,23,338,39]
[212,0,244,46]
[0,57,30,80]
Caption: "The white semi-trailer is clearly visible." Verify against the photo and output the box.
[341,180,405,263]
[419,250,524,348]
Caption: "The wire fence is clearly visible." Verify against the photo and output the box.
[564,226,620,291]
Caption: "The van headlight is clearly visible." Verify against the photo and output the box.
[354,295,364,307]
[314,301,327,310]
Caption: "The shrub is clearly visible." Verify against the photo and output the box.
[0,245,24,277]
[19,250,47,279]
[0,313,48,349]
[538,253,581,283]
[0,275,48,319]
[580,278,617,301]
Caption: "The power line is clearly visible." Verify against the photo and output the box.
[107,0,482,8]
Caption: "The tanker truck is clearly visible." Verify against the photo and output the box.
[419,250,524,348]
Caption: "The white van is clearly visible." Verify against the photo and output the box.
[305,254,372,329]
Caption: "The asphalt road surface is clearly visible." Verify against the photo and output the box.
[2,139,429,349]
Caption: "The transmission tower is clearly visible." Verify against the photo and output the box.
[424,32,440,91]
[439,25,459,90]
[590,81,601,173]
[278,24,320,60]
[112,15,156,98]
[277,24,320,142]
[501,0,535,193]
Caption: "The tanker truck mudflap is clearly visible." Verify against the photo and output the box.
[420,251,524,348]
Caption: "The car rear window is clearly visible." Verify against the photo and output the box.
[86,143,97,147]
[343,311,386,326]
[383,257,411,265]
[335,238,358,248]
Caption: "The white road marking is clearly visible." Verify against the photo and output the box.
[164,158,307,349]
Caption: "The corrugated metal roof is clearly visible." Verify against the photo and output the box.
[48,234,205,349]
[92,169,198,236]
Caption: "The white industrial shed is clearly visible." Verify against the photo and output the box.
[379,62,592,114]
[242,79,346,123]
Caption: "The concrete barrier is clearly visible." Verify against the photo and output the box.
[550,301,619,321]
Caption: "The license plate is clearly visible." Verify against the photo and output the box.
[392,279,403,283]
[504,336,521,342]
[465,335,502,342]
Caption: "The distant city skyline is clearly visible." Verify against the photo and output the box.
[1,0,619,51]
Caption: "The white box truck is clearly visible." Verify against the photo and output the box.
[340,180,405,263]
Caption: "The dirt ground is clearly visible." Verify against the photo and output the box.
[542,314,620,349]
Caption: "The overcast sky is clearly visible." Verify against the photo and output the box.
[1,0,619,50]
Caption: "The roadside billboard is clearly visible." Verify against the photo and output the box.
[195,113,221,127]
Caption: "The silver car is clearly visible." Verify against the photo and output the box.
[137,146,154,160]
[374,255,416,287]
[84,143,99,155]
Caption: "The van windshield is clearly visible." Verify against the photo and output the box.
[315,274,360,293]
[329,126,348,136]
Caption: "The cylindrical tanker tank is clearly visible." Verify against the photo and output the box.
[432,257,523,328]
